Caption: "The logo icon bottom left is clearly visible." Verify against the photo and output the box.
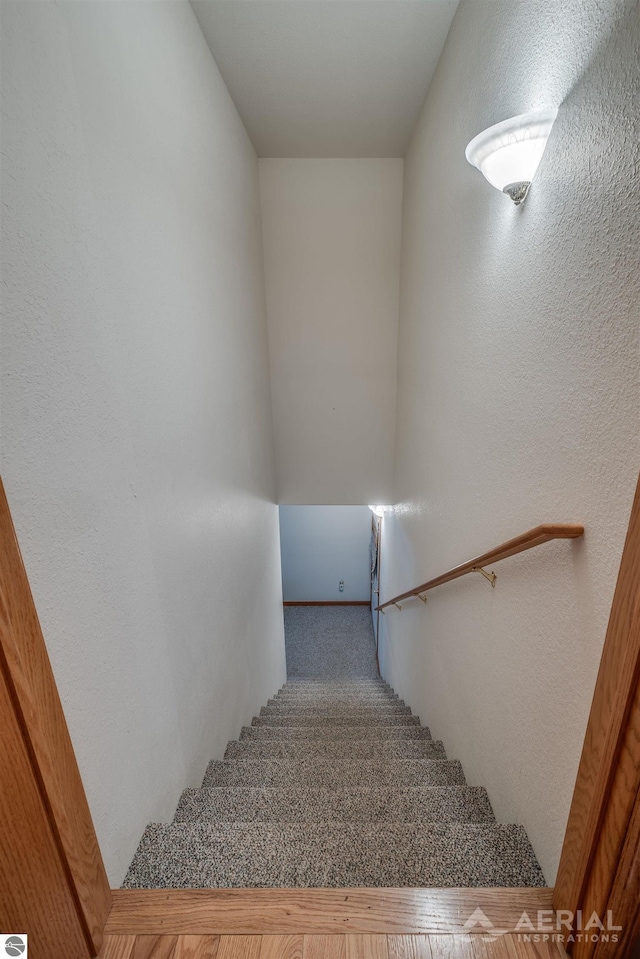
[2,935,27,957]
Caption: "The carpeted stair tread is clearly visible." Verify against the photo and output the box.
[123,821,545,888]
[275,691,397,700]
[202,757,465,787]
[280,679,392,686]
[276,686,398,692]
[224,738,446,761]
[173,785,495,824]
[260,703,413,715]
[278,690,393,697]
[251,713,421,727]
[240,724,433,740]
[274,693,406,706]
[282,678,390,684]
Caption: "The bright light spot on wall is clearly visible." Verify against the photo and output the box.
[465,108,558,204]
[368,505,388,517]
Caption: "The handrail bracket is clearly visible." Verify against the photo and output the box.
[418,593,428,604]
[473,566,497,587]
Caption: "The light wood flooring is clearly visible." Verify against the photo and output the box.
[99,889,569,958]
[100,934,566,959]
[99,933,568,958]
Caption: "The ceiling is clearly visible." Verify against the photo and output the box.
[190,0,459,158]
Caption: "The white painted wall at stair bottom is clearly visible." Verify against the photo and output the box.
[259,159,403,505]
[279,506,373,602]
[379,0,640,884]
[1,1,285,884]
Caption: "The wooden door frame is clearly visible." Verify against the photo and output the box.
[0,478,111,957]
[554,472,640,957]
[1,474,638,956]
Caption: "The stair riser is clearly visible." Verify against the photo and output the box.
[281,686,390,692]
[240,725,432,740]
[203,759,465,788]
[281,682,391,688]
[279,678,388,693]
[123,822,546,889]
[224,740,446,761]
[280,679,395,693]
[173,786,495,824]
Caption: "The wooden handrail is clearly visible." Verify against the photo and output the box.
[376,523,584,610]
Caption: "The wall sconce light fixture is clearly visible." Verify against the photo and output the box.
[465,108,558,205]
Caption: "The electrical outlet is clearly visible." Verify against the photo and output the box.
[339,580,344,592]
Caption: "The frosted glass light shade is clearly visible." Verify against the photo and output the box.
[368,505,386,517]
[465,108,558,204]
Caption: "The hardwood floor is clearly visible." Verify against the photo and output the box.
[98,933,568,958]
[104,889,556,936]
[99,889,569,958]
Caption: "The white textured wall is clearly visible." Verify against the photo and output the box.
[259,159,403,505]
[279,506,373,602]
[1,1,285,884]
[380,0,640,883]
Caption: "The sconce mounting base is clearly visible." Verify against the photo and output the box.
[503,181,531,205]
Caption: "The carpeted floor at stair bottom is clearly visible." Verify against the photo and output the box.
[123,678,545,888]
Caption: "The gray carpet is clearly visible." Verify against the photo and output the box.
[124,821,544,888]
[224,738,447,760]
[250,713,421,725]
[240,723,433,740]
[202,757,466,788]
[284,606,379,678]
[174,786,496,823]
[123,609,544,888]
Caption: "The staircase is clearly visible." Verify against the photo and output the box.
[123,677,545,888]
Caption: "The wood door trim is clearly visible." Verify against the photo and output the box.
[0,654,90,956]
[593,754,640,959]
[105,887,554,936]
[0,478,111,954]
[554,473,640,956]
